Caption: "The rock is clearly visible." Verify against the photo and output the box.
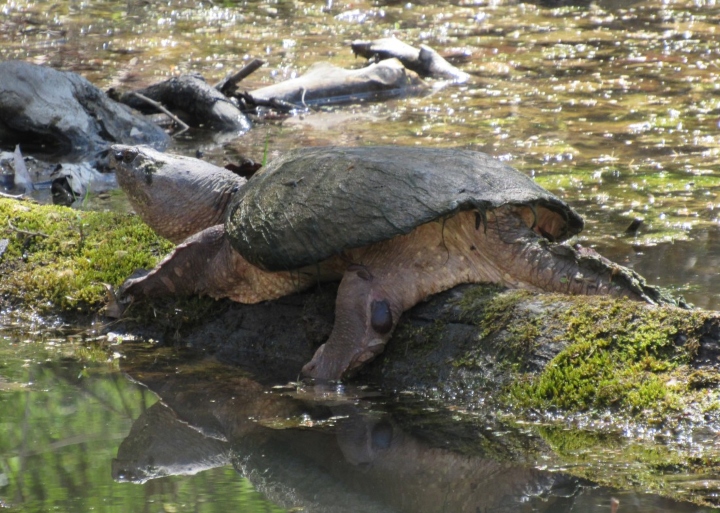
[0,61,168,162]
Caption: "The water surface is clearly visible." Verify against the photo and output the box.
[3,0,720,306]
[2,334,719,512]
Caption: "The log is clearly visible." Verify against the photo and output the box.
[0,61,168,161]
[132,282,717,416]
[118,74,251,133]
[351,38,472,82]
[247,59,428,107]
[214,58,265,95]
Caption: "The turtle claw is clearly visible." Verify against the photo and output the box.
[301,342,379,381]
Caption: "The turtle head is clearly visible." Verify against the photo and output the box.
[110,144,162,207]
[110,144,246,243]
[302,266,400,381]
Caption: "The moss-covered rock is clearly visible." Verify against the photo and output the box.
[0,197,173,313]
[3,197,720,426]
[505,297,710,419]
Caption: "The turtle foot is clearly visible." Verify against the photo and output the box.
[301,266,400,381]
[302,338,386,381]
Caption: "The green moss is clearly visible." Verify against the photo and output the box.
[0,198,174,312]
[506,296,708,415]
[75,343,121,366]
[452,286,539,367]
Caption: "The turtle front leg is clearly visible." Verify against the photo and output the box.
[121,225,314,304]
[302,265,406,381]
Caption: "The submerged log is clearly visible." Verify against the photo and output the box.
[247,59,428,107]
[118,74,251,133]
[0,61,168,161]
[351,38,472,83]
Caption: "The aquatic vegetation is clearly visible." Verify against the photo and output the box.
[437,285,719,421]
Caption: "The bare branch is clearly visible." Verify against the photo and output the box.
[129,91,190,136]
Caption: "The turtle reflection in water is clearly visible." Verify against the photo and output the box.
[113,146,672,380]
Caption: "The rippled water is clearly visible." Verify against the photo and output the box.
[2,0,720,510]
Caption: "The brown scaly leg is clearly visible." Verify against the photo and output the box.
[121,224,317,304]
[301,265,407,380]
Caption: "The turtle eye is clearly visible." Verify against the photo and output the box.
[370,300,393,334]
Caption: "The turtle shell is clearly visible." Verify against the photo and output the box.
[225,146,583,271]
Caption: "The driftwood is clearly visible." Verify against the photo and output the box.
[128,92,190,136]
[352,38,472,83]
[118,74,251,133]
[214,58,265,96]
[110,43,452,127]
[0,61,168,161]
[247,59,428,107]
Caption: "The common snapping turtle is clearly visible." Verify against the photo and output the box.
[113,145,673,380]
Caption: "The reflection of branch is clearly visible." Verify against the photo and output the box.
[113,373,137,419]
[17,370,33,503]
[54,372,127,417]
[129,92,190,136]
[4,432,128,458]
